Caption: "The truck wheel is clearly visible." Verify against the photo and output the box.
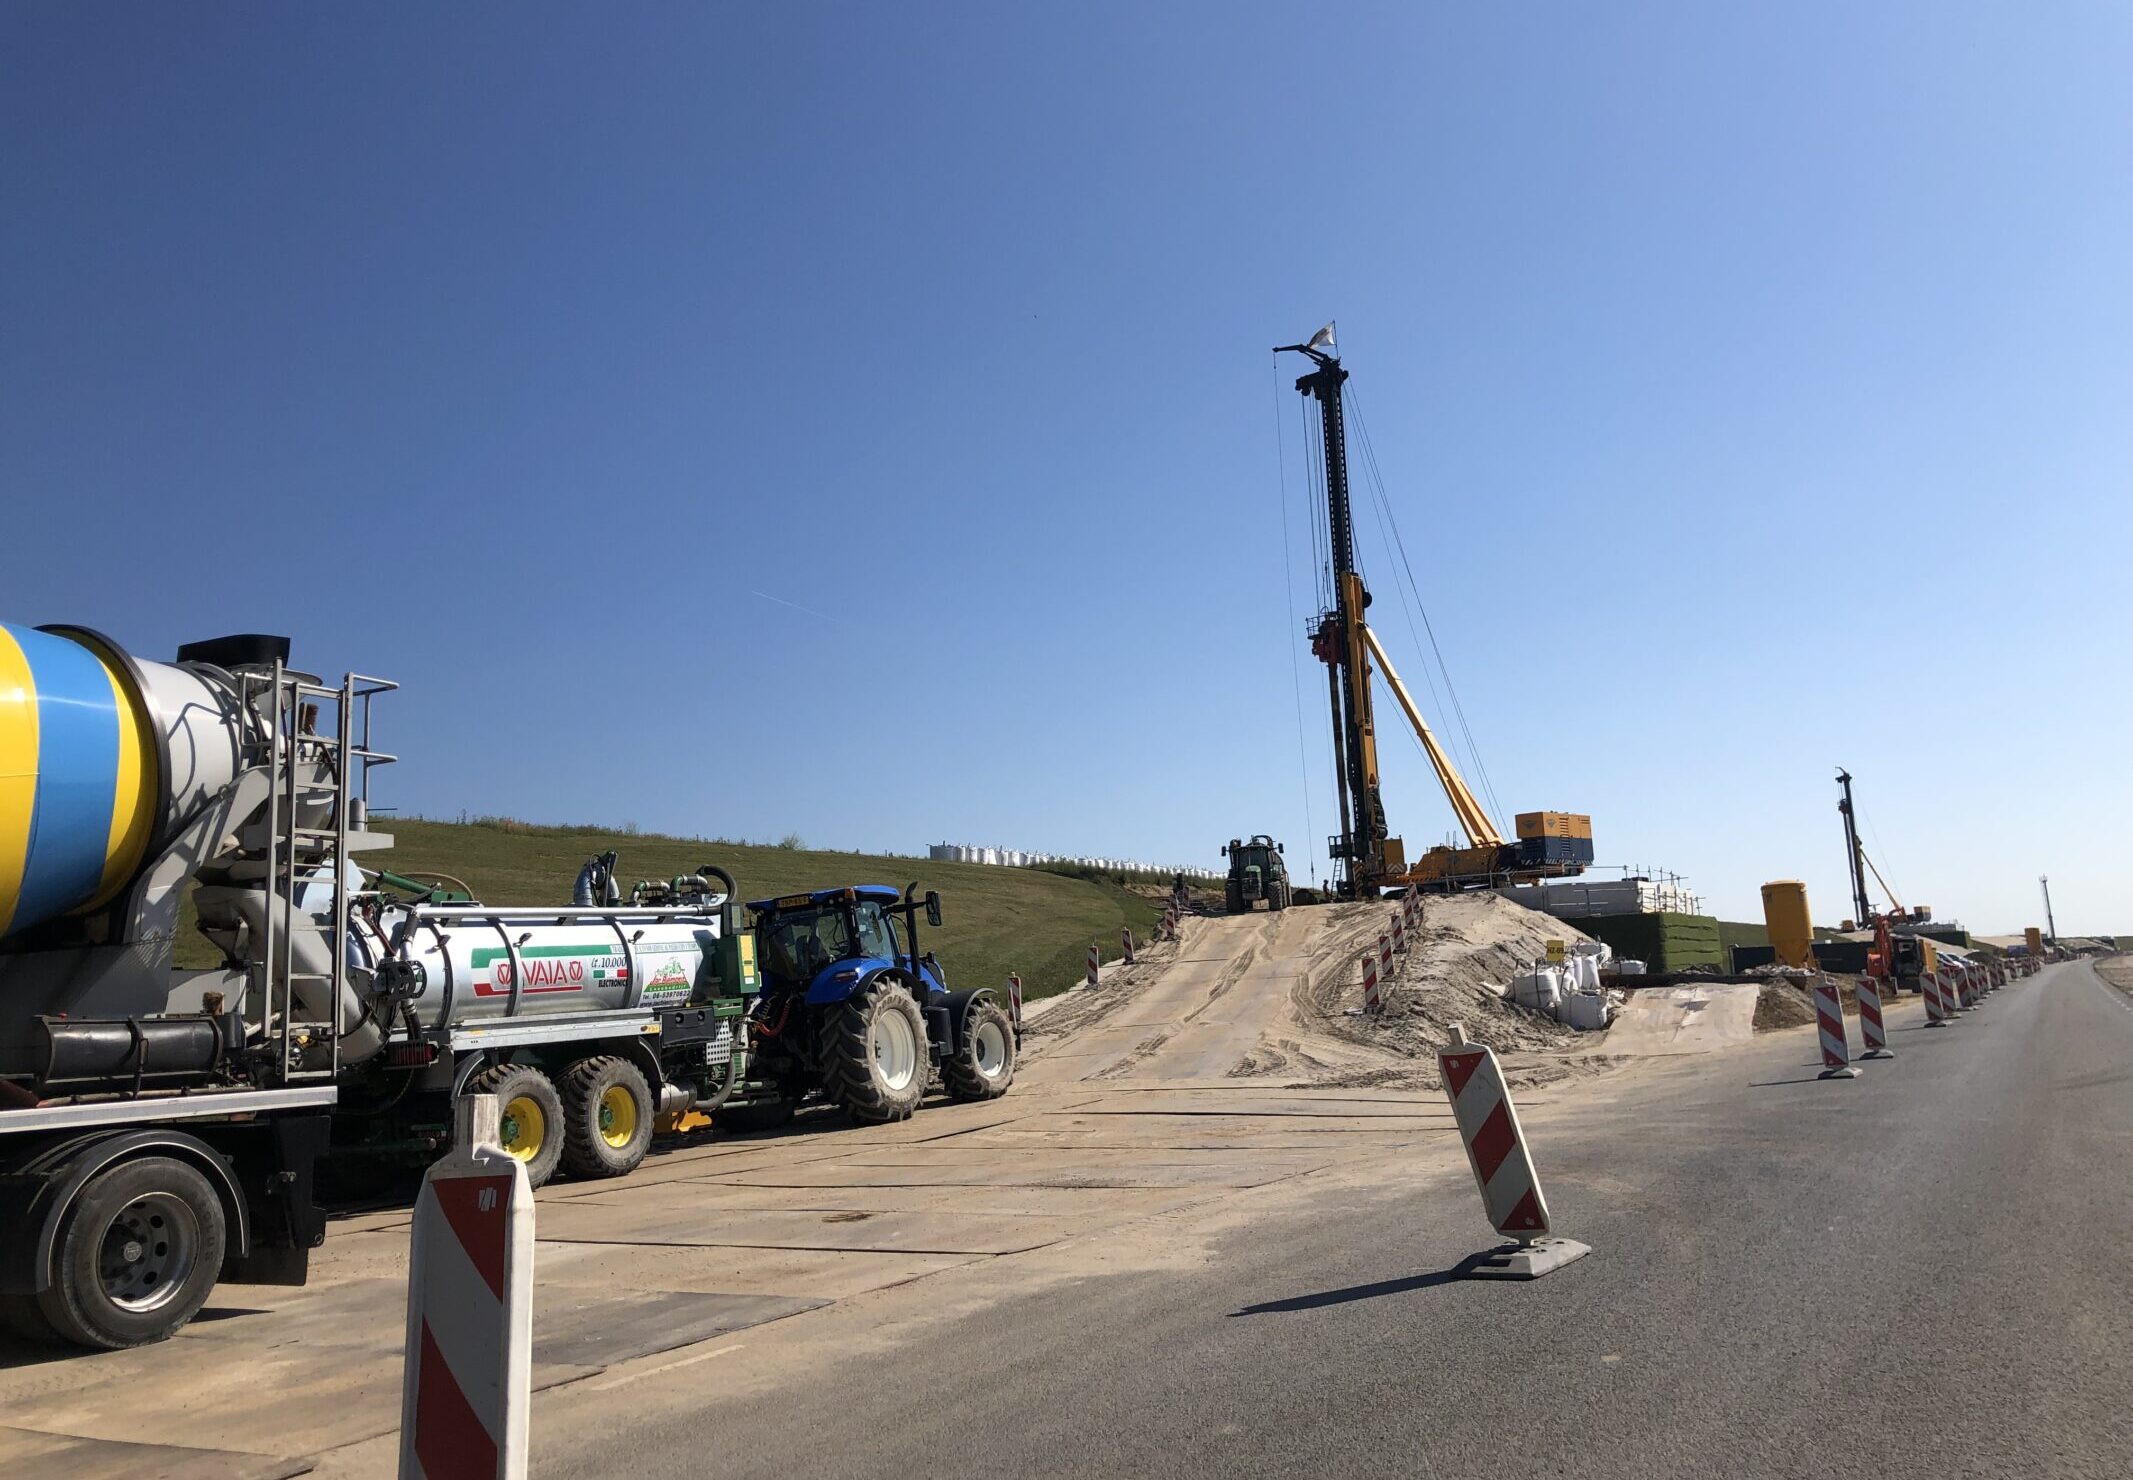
[818,980,928,1123]
[941,999,1016,1102]
[466,1063,565,1189]
[560,1056,655,1180]
[35,1156,227,1349]
[1225,885,1243,914]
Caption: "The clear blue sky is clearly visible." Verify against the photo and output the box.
[3,4,2126,935]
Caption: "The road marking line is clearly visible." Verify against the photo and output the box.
[583,1341,747,1390]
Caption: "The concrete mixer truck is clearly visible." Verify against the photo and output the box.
[0,622,760,1349]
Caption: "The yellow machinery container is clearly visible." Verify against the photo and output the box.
[1515,811,1592,841]
[2025,926,2044,955]
[1921,938,1939,977]
[1408,842,1503,885]
[1760,880,1815,970]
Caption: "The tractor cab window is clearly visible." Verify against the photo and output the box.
[758,906,856,986]
[853,901,899,961]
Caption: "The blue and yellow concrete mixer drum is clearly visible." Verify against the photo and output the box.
[0,623,245,939]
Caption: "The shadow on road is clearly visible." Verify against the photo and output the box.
[1230,1255,1486,1315]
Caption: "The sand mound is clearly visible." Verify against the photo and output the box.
[1299,893,1595,1064]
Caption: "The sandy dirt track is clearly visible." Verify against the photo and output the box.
[0,894,1632,1478]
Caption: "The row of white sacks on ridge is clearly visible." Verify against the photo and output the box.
[1504,941,1643,1032]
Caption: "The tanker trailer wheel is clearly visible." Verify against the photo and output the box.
[817,980,928,1124]
[466,1063,565,1189]
[941,998,1016,1102]
[36,1156,227,1349]
[560,1056,655,1180]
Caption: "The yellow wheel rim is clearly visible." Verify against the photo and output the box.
[500,1095,545,1160]
[597,1084,638,1149]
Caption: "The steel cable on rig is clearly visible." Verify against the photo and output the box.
[1272,354,1319,886]
[1301,391,1330,612]
[1345,382,1507,827]
[1860,806,1906,908]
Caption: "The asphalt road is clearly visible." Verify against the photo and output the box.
[565,960,2133,1480]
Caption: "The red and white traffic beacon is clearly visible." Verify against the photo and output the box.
[1437,1024,1591,1278]
[400,1093,534,1480]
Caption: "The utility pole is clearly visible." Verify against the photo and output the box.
[2040,874,2058,944]
[1836,769,1872,926]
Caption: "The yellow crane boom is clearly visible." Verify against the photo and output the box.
[1360,623,1504,849]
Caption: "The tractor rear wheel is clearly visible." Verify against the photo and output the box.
[817,980,928,1124]
[466,1063,565,1189]
[941,999,1016,1102]
[560,1056,654,1180]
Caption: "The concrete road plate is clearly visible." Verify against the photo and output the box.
[532,1289,826,1367]
[0,1427,314,1479]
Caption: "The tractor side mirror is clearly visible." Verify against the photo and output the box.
[1220,845,1229,857]
[925,891,942,928]
[1277,843,1284,854]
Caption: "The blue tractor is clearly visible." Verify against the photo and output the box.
[719,883,1016,1129]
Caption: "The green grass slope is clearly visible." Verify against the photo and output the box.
[359,818,1156,1001]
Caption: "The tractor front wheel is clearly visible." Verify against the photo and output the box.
[817,981,929,1124]
[941,999,1016,1102]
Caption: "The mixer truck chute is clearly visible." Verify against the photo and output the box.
[0,621,763,1347]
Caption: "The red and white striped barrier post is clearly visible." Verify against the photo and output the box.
[1813,974,1859,1079]
[1121,927,1136,966]
[1391,908,1407,955]
[1856,972,1894,1059]
[1006,972,1023,1030]
[400,1094,532,1480]
[1362,951,1381,1013]
[1379,930,1393,978]
[1086,942,1100,989]
[1923,967,1951,1026]
[1437,1024,1590,1278]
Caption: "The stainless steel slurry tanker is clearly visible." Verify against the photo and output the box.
[0,622,758,1349]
